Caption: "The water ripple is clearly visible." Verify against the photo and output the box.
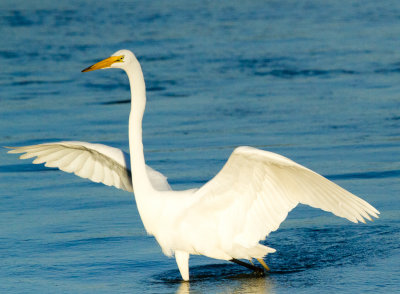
[255,68,357,78]
[0,164,55,173]
[327,169,400,180]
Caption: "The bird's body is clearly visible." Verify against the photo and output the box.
[8,50,379,281]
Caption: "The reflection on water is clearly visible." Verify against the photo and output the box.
[175,276,274,294]
[155,261,276,293]
[176,283,190,294]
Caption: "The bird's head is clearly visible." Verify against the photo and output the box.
[81,49,137,73]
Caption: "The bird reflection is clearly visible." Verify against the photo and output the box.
[175,282,190,294]
[175,276,274,294]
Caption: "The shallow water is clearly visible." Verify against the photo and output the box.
[0,0,399,293]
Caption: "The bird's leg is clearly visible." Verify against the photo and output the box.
[230,258,264,274]
[175,250,190,281]
[256,258,270,271]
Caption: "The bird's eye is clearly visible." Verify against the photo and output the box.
[116,56,124,62]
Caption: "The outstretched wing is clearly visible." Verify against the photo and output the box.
[7,141,171,192]
[191,146,379,249]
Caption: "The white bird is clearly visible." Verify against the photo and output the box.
[8,50,380,281]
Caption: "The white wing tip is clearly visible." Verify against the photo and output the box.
[354,209,379,224]
[5,147,21,154]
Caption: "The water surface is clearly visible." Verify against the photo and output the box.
[0,0,399,293]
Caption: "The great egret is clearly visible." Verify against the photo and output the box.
[8,49,379,281]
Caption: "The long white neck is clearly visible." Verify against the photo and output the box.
[124,59,156,208]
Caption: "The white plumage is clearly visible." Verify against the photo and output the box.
[8,50,379,281]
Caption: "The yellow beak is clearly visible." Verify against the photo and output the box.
[81,55,124,72]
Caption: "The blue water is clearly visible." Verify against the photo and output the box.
[1,0,399,293]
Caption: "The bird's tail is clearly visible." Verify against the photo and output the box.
[231,243,276,260]
[250,244,276,258]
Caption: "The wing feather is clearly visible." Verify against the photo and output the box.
[78,154,96,180]
[102,165,114,187]
[57,150,84,172]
